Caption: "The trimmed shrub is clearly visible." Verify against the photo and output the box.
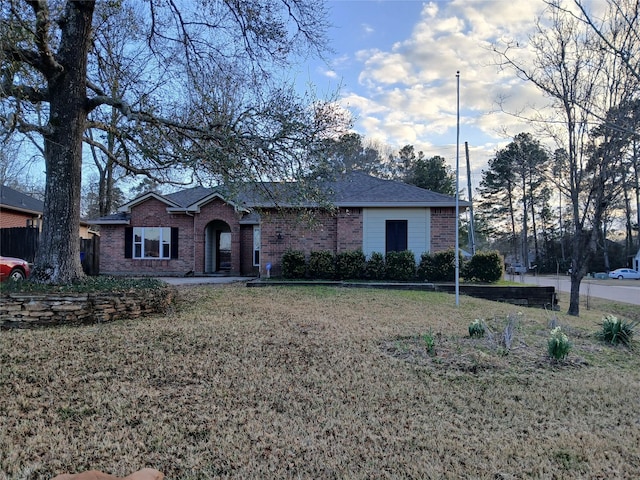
[385,250,416,281]
[417,252,437,281]
[308,250,336,279]
[336,249,366,280]
[418,250,457,281]
[365,252,386,280]
[462,251,504,283]
[281,249,306,279]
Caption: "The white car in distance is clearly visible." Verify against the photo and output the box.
[608,268,640,280]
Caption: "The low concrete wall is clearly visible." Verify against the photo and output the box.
[0,287,175,329]
[434,285,558,309]
[247,280,557,309]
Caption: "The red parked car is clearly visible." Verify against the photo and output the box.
[0,256,31,282]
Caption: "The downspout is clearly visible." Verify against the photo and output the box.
[184,211,196,274]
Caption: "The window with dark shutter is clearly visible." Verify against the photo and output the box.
[124,227,133,258]
[171,227,179,259]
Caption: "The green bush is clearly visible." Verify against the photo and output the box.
[598,314,637,347]
[365,252,386,280]
[281,249,306,279]
[308,250,336,279]
[416,252,437,281]
[462,251,504,283]
[385,250,416,281]
[336,249,366,280]
[418,250,457,281]
[547,326,571,360]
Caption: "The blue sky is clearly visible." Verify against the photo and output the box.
[9,0,561,196]
[297,0,553,189]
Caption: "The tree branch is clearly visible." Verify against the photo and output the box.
[0,76,49,103]
[0,113,52,136]
[25,0,64,78]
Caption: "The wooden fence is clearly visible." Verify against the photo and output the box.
[80,236,100,276]
[0,227,39,262]
[0,227,100,275]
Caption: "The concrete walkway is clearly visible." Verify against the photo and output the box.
[157,276,255,286]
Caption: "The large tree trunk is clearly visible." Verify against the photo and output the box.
[32,2,95,284]
[567,230,587,316]
[634,140,640,251]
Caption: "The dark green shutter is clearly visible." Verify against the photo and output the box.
[124,227,133,258]
[171,227,179,259]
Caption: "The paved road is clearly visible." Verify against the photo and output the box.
[509,274,640,305]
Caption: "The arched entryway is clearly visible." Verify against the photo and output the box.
[204,220,231,273]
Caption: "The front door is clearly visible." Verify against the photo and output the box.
[386,219,408,253]
[204,220,231,273]
[217,231,231,271]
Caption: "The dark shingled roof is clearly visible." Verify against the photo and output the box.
[162,172,466,208]
[164,186,218,208]
[231,172,468,208]
[87,211,130,224]
[326,171,465,206]
[91,172,467,223]
[0,185,44,214]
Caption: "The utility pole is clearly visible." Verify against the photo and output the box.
[465,141,476,255]
[455,71,460,307]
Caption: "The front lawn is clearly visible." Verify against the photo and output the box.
[1,285,638,479]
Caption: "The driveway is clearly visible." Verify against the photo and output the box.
[508,274,640,305]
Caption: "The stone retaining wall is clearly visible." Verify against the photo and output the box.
[0,287,175,329]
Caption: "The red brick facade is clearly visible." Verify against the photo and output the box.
[258,208,363,276]
[99,197,257,276]
[98,197,458,277]
[0,209,39,228]
[430,207,457,253]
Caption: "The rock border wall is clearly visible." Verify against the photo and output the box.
[0,287,175,329]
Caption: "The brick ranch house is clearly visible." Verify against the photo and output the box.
[90,172,469,277]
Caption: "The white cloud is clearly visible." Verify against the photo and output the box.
[320,68,339,79]
[361,23,375,35]
[329,0,563,180]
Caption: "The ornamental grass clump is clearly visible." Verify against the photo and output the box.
[598,314,637,347]
[422,330,436,356]
[468,319,485,338]
[547,326,571,361]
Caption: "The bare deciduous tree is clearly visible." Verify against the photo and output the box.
[494,2,637,315]
[0,0,346,283]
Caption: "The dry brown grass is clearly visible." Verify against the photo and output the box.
[1,285,639,479]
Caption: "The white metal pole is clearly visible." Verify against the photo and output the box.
[455,71,460,306]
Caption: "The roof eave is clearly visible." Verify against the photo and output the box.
[186,193,250,213]
[86,219,130,225]
[0,205,43,216]
[336,202,470,208]
[117,192,181,213]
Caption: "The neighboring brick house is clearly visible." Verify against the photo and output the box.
[0,184,98,238]
[90,172,469,277]
[0,185,44,229]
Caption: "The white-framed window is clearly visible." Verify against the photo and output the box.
[133,227,171,259]
[253,226,260,266]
